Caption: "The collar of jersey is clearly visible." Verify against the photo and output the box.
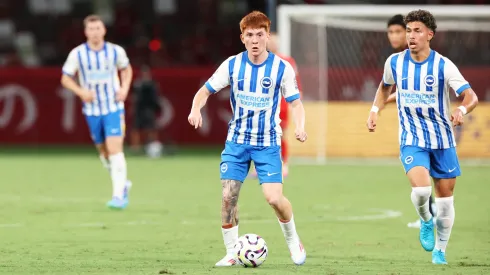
[244,51,273,67]
[407,49,435,65]
[85,42,107,53]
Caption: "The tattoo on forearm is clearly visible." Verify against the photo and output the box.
[221,179,242,226]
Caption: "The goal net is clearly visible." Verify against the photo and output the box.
[278,5,490,162]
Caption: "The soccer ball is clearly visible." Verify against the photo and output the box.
[235,233,268,268]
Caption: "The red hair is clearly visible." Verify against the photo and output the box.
[239,11,271,33]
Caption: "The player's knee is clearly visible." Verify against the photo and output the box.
[221,180,241,205]
[105,137,124,155]
[96,144,109,158]
[264,193,283,208]
[411,186,432,199]
[222,191,238,205]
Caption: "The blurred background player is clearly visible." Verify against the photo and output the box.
[367,9,479,265]
[130,65,162,157]
[248,32,302,178]
[61,15,133,210]
[188,11,307,267]
[385,14,437,229]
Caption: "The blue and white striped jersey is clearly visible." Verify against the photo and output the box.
[205,51,300,146]
[62,42,130,116]
[383,49,471,149]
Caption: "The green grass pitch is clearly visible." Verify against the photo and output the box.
[0,147,489,274]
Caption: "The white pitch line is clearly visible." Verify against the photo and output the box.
[0,223,23,228]
[0,207,403,229]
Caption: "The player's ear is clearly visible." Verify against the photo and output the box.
[428,30,434,42]
[240,33,245,44]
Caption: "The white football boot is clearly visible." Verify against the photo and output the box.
[215,254,238,267]
[288,239,306,265]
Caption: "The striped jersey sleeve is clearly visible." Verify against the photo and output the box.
[114,45,130,69]
[62,49,79,76]
[281,62,300,102]
[205,57,231,94]
[382,54,397,86]
[443,57,470,97]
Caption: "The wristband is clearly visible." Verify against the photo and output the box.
[457,106,467,115]
[371,106,379,113]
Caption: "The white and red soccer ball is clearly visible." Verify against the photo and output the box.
[235,233,268,268]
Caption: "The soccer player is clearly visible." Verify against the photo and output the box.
[367,10,478,264]
[386,14,437,229]
[188,11,307,267]
[61,15,133,209]
[249,32,303,178]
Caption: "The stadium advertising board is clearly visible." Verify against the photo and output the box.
[0,67,488,158]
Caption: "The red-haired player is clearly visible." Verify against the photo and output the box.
[188,11,307,267]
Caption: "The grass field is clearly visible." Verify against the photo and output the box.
[0,147,489,275]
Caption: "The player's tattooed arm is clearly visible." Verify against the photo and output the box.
[221,180,243,226]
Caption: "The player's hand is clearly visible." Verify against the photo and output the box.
[115,87,129,102]
[188,109,202,129]
[450,108,464,126]
[366,112,378,132]
[80,89,96,103]
[295,128,307,142]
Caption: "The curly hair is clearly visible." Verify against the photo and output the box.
[404,9,437,33]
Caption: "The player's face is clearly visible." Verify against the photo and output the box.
[387,25,406,50]
[85,20,106,44]
[406,21,434,53]
[241,28,269,57]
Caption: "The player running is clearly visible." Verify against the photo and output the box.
[188,11,307,267]
[61,15,133,210]
[367,10,478,265]
[248,32,303,178]
[385,14,437,229]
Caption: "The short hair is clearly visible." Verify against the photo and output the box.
[83,14,103,27]
[404,9,437,34]
[387,14,406,28]
[239,11,271,33]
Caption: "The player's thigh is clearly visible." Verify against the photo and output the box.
[400,145,431,187]
[103,110,125,155]
[220,142,251,183]
[432,177,456,198]
[429,147,461,179]
[251,145,283,184]
[85,115,105,145]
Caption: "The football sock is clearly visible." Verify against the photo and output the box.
[279,215,299,243]
[435,196,455,252]
[221,225,238,255]
[429,195,438,216]
[411,186,433,222]
[109,152,127,199]
[99,155,110,172]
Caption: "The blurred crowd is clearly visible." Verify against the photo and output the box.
[0,0,488,68]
